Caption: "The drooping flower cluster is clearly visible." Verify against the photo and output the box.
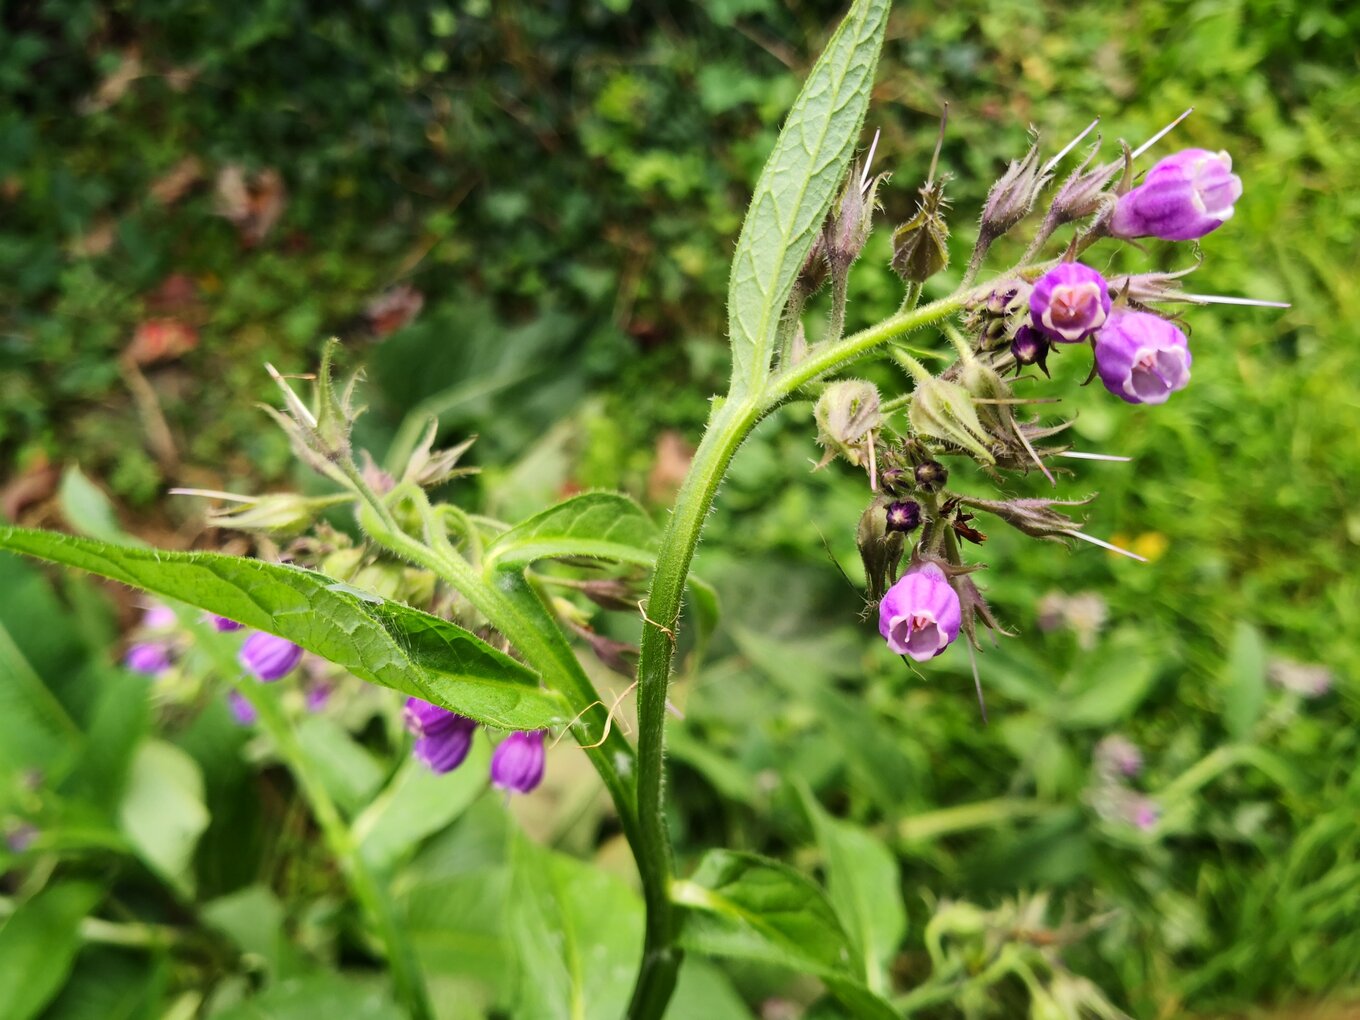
[402,697,546,794]
[803,113,1280,676]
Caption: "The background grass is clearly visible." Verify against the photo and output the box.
[1,1,1357,1017]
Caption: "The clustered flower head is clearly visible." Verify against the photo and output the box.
[805,114,1281,685]
[402,697,547,794]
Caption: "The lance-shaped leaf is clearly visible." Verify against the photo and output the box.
[726,0,890,399]
[673,850,898,1020]
[483,492,658,572]
[0,527,564,730]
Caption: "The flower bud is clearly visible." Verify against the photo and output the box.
[979,139,1048,239]
[1010,325,1051,377]
[211,615,244,632]
[857,498,904,603]
[878,562,962,662]
[239,632,304,682]
[885,500,922,534]
[1111,149,1242,241]
[878,466,911,497]
[403,696,478,775]
[205,493,336,535]
[914,460,948,493]
[125,642,173,676]
[814,380,882,470]
[1093,311,1191,405]
[227,690,258,726]
[491,731,546,794]
[908,377,994,465]
[824,161,887,274]
[1029,262,1111,343]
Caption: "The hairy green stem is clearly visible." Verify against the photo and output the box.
[342,470,641,845]
[225,666,433,1019]
[627,289,975,1017]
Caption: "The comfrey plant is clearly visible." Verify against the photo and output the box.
[0,2,1283,1016]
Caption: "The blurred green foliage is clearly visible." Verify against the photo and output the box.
[1,0,1358,1017]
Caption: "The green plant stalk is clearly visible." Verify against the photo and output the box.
[343,471,642,845]
[627,290,974,1017]
[221,662,433,1020]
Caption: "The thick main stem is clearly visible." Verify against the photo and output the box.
[628,396,763,1017]
[627,290,974,1017]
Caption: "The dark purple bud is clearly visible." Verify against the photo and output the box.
[491,731,546,794]
[1093,311,1191,405]
[227,691,258,726]
[884,500,922,534]
[404,697,478,774]
[125,642,173,677]
[211,615,244,632]
[914,460,948,493]
[878,563,962,662]
[239,632,303,682]
[1030,262,1111,343]
[1111,149,1242,241]
[1010,325,1051,377]
[879,466,911,497]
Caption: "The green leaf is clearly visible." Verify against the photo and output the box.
[401,867,514,1015]
[673,850,896,1020]
[202,885,293,981]
[1059,631,1162,729]
[0,527,565,731]
[1223,621,1267,742]
[294,716,385,817]
[507,833,644,1020]
[799,788,906,995]
[353,740,490,873]
[58,466,126,544]
[0,881,104,1020]
[725,0,889,398]
[483,491,658,571]
[212,974,406,1020]
[118,740,210,896]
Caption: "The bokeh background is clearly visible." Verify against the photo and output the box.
[2,1,1358,1017]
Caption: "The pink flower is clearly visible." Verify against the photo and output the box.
[878,563,962,661]
[1093,311,1192,405]
[1111,149,1242,241]
[1029,262,1112,343]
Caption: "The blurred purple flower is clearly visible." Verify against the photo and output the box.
[210,615,244,632]
[227,690,258,726]
[1094,311,1192,405]
[1111,149,1242,241]
[491,731,546,794]
[404,697,477,775]
[305,681,333,713]
[125,642,173,676]
[878,562,962,661]
[141,603,177,630]
[1029,262,1111,343]
[1095,735,1143,778]
[239,632,303,682]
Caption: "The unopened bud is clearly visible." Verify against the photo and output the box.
[885,499,922,533]
[980,138,1048,239]
[914,460,948,492]
[814,380,882,470]
[908,377,995,465]
[857,497,904,603]
[1010,325,1051,377]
